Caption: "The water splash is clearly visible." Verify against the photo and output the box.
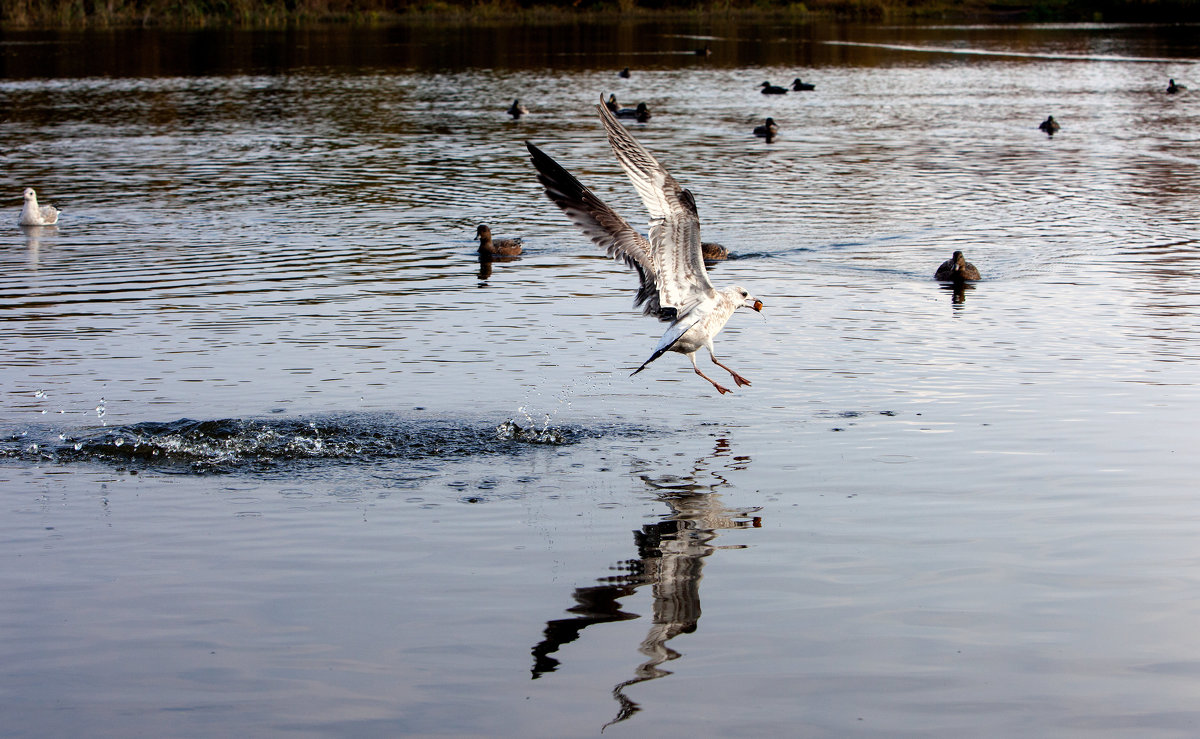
[1,414,643,473]
[494,419,566,445]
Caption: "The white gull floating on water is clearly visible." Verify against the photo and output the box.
[526,98,764,395]
[18,188,59,226]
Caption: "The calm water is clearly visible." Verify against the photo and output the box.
[2,21,1200,736]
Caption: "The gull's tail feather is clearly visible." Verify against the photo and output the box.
[631,351,664,376]
[631,318,697,375]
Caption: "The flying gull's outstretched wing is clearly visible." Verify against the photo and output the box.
[595,99,716,320]
[526,139,672,320]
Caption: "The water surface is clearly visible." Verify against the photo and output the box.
[2,20,1200,737]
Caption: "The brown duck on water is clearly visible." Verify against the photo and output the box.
[934,250,981,283]
[476,224,523,258]
[507,99,529,119]
[753,118,779,138]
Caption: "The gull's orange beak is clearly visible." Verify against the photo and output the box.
[752,300,764,312]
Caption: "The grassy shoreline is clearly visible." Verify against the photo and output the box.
[1,0,1197,29]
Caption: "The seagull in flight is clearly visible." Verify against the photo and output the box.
[525,99,764,395]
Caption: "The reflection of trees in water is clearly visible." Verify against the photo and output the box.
[530,437,761,730]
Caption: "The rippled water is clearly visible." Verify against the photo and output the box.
[2,21,1200,737]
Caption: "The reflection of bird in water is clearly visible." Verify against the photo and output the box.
[476,224,523,258]
[529,437,761,730]
[525,100,765,395]
[791,77,815,91]
[1038,115,1060,136]
[19,188,59,226]
[753,117,778,138]
[934,250,981,284]
[476,255,497,280]
[21,224,55,269]
[760,81,787,95]
[507,99,529,119]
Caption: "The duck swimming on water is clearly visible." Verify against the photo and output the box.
[791,78,815,91]
[476,224,523,257]
[1038,115,1060,136]
[753,118,779,137]
[760,81,787,95]
[610,98,651,122]
[507,99,529,119]
[934,250,981,283]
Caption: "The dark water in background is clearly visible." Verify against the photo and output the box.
[2,21,1199,78]
[2,20,1200,737]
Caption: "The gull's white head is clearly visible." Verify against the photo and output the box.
[23,188,36,203]
[728,285,764,313]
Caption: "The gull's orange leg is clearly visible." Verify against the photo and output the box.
[711,353,751,387]
[690,354,732,394]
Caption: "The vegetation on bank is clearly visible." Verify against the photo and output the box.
[1,0,1197,28]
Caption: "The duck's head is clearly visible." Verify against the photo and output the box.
[476,224,491,240]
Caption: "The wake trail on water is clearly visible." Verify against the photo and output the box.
[1,414,647,474]
[819,40,1199,64]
